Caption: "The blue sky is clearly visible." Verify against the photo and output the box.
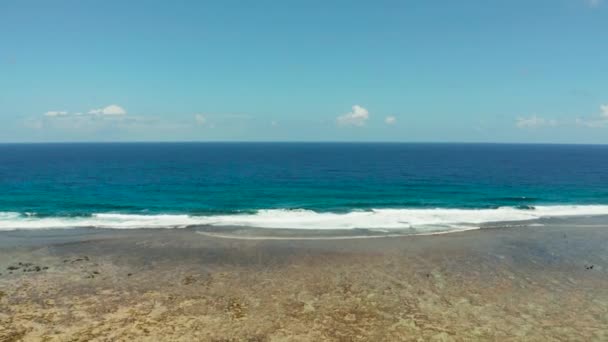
[0,0,607,143]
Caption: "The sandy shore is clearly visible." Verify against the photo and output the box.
[1,220,607,341]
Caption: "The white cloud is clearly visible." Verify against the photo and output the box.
[337,105,369,126]
[576,105,608,127]
[576,117,607,128]
[29,113,168,133]
[600,104,608,118]
[586,0,602,7]
[88,104,127,116]
[385,116,396,125]
[43,105,126,118]
[516,115,557,128]
[194,114,206,125]
[44,111,68,117]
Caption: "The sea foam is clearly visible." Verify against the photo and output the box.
[1,205,608,231]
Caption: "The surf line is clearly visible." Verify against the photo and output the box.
[195,226,480,240]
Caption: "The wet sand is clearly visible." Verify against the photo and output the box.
[1,220,607,341]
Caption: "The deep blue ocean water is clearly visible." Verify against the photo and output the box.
[1,143,607,231]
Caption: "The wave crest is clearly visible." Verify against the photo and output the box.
[1,205,608,231]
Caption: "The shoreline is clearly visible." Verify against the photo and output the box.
[2,207,608,232]
[2,212,607,241]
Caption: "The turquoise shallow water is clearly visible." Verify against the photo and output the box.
[0,143,607,230]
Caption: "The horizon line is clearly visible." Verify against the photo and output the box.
[1,140,608,146]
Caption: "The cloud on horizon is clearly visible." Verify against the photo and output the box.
[516,115,557,128]
[34,104,135,132]
[44,111,68,117]
[517,105,608,129]
[601,104,608,118]
[194,114,206,125]
[42,105,128,118]
[385,116,396,125]
[575,104,608,127]
[337,105,369,127]
[88,104,127,116]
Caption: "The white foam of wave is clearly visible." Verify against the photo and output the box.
[0,213,197,230]
[0,205,608,231]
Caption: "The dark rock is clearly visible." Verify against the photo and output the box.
[516,205,535,210]
[182,275,196,285]
[72,256,90,263]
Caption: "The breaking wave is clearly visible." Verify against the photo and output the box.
[1,205,608,232]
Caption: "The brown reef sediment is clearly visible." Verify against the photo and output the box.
[0,224,607,341]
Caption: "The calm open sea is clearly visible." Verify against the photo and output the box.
[1,143,607,232]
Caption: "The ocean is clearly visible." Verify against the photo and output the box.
[1,142,607,232]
